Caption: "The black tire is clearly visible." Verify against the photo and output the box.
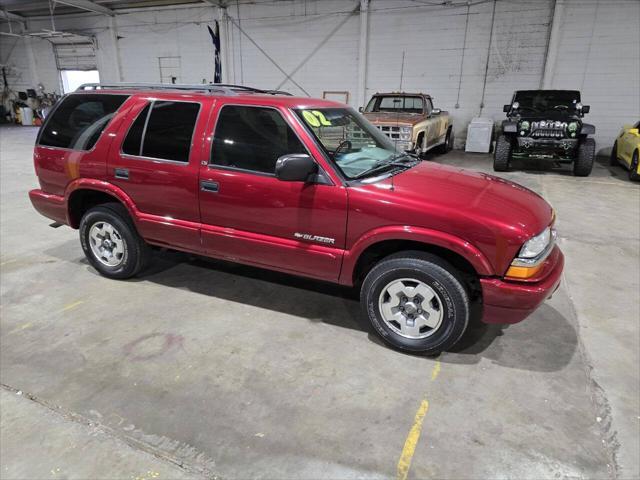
[574,137,595,177]
[79,202,151,279]
[360,251,470,354]
[414,133,425,158]
[493,135,512,172]
[437,127,454,154]
[610,142,619,166]
[629,150,640,181]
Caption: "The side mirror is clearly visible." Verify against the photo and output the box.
[431,108,441,115]
[275,154,318,182]
[358,106,364,113]
[503,104,511,113]
[582,105,590,114]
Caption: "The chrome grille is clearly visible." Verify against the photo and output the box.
[530,120,567,139]
[376,124,402,139]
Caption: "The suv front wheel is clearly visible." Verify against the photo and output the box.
[79,203,151,279]
[361,252,469,354]
[573,138,595,176]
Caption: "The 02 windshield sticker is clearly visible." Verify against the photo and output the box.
[302,110,332,127]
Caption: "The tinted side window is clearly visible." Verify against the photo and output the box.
[211,106,306,174]
[141,101,200,162]
[122,104,150,156]
[39,94,128,150]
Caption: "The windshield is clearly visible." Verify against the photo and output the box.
[295,107,415,179]
[364,96,424,114]
[513,91,580,113]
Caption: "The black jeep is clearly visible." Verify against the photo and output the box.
[494,90,595,176]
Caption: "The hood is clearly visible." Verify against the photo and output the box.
[363,111,425,126]
[355,162,553,272]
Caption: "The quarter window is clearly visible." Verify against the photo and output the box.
[121,101,200,162]
[211,106,306,174]
[39,94,128,150]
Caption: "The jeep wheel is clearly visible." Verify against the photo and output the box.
[79,203,151,279]
[629,150,640,181]
[361,252,469,354]
[493,135,512,171]
[438,127,454,154]
[574,138,595,177]
[610,142,619,166]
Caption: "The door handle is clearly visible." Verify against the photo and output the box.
[114,168,129,180]
[200,180,219,193]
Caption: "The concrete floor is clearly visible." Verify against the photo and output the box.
[1,125,638,480]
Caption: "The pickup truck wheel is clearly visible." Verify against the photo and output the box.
[610,142,619,166]
[79,203,151,279]
[493,135,512,172]
[629,150,640,181]
[573,138,595,177]
[437,128,454,154]
[361,252,469,354]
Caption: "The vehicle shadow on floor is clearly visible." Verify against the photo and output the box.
[44,242,577,371]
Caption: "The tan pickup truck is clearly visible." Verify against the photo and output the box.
[361,92,453,156]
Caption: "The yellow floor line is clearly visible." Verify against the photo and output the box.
[61,300,84,312]
[396,399,430,480]
[396,359,441,480]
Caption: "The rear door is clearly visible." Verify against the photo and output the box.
[109,96,210,252]
[198,103,348,282]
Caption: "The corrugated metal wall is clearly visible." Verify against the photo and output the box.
[1,0,638,147]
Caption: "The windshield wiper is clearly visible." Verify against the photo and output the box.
[352,153,417,179]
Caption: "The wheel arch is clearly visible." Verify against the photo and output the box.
[66,180,138,229]
[342,227,494,289]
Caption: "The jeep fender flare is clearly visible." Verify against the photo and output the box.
[339,225,494,285]
[580,123,595,135]
[65,179,140,228]
[502,120,518,134]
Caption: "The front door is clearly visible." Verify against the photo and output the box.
[198,104,348,282]
[109,97,208,251]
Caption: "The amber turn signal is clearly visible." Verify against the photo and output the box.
[505,264,543,280]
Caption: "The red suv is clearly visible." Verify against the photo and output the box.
[29,83,564,354]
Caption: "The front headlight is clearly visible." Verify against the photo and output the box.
[520,120,530,131]
[506,226,556,279]
[567,122,579,133]
[401,127,411,134]
[519,227,551,259]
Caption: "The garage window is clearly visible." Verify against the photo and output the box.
[121,101,200,162]
[38,94,129,150]
[211,105,306,174]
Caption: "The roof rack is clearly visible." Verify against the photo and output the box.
[76,83,293,96]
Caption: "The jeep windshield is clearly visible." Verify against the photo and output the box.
[513,90,581,114]
[295,107,416,180]
[364,96,424,114]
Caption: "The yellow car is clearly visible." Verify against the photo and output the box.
[611,121,640,181]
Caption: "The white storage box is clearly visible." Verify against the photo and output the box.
[465,117,494,153]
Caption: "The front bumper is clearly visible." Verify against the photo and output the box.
[480,246,564,324]
[514,137,577,158]
[29,189,68,225]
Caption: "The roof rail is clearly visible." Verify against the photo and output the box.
[76,83,293,96]
[76,82,237,95]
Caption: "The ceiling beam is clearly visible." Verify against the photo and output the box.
[53,0,115,16]
[0,9,26,23]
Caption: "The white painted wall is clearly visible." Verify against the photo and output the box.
[1,0,638,147]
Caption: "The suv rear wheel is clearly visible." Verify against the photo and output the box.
[574,138,595,176]
[79,203,151,279]
[361,252,469,354]
[493,135,512,171]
